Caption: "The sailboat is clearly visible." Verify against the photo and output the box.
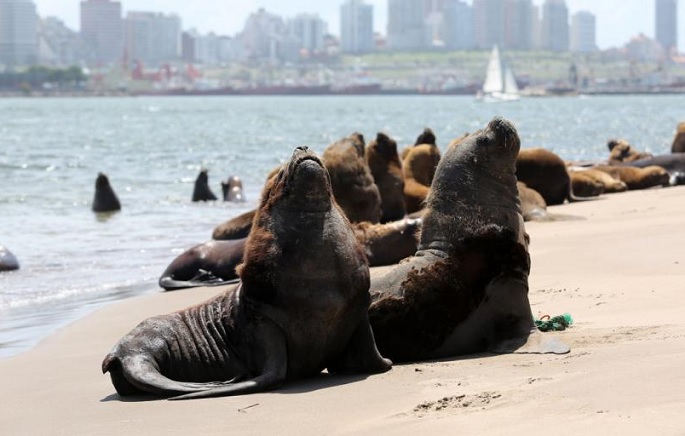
[477,45,520,102]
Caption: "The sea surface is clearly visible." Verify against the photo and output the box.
[0,94,682,359]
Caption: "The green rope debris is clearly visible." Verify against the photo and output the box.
[535,313,573,332]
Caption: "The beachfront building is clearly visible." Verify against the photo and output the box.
[387,0,425,51]
[124,12,181,67]
[655,0,678,54]
[0,0,38,66]
[80,0,123,65]
[570,11,597,53]
[289,13,327,55]
[340,0,374,54]
[541,0,569,52]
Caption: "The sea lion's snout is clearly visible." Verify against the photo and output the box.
[488,117,520,152]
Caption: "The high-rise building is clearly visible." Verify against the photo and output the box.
[473,0,504,49]
[340,0,374,53]
[531,5,542,49]
[0,0,38,66]
[387,0,425,51]
[503,0,532,50]
[442,0,473,49]
[80,0,123,64]
[655,0,678,54]
[240,8,287,61]
[541,0,569,52]
[39,16,90,66]
[570,11,596,53]
[290,13,327,54]
[124,12,181,67]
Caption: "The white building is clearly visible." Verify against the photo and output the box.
[387,0,425,50]
[655,0,678,54]
[124,12,181,67]
[290,13,326,55]
[570,11,596,53]
[541,0,569,52]
[0,0,38,66]
[340,0,374,53]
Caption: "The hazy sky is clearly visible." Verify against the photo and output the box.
[33,0,685,50]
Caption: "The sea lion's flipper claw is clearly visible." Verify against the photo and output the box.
[327,315,392,375]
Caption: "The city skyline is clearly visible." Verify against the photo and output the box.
[32,0,685,51]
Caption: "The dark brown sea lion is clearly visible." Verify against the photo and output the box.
[368,117,569,363]
[0,245,19,272]
[323,133,382,223]
[517,182,548,222]
[353,218,421,266]
[221,176,245,202]
[191,169,218,202]
[212,209,256,240]
[516,148,586,205]
[607,139,652,164]
[594,165,670,190]
[671,122,685,153]
[92,173,121,213]
[159,239,245,291]
[102,146,391,400]
[366,132,406,223]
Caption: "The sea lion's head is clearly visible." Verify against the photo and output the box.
[95,172,111,189]
[372,132,399,159]
[415,127,436,146]
[260,146,332,213]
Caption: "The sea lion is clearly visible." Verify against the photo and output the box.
[103,146,391,400]
[91,173,121,213]
[368,117,569,363]
[622,154,685,185]
[159,239,246,291]
[517,182,549,222]
[191,169,218,202]
[594,165,670,190]
[516,148,585,205]
[671,122,685,153]
[402,135,441,214]
[366,132,406,223]
[568,168,627,193]
[607,139,652,164]
[323,133,382,223]
[353,218,421,266]
[0,245,19,272]
[221,176,245,202]
[212,209,256,240]
[569,171,604,197]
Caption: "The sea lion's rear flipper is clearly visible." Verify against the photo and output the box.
[490,328,570,355]
[327,314,392,375]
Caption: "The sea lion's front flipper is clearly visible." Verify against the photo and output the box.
[491,328,570,355]
[327,314,392,375]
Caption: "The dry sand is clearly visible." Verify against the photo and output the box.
[2,186,685,435]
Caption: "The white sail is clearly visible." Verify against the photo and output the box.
[479,45,520,102]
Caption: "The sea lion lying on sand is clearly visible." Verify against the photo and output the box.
[594,165,670,190]
[368,117,569,363]
[607,139,652,164]
[516,148,588,205]
[103,146,391,400]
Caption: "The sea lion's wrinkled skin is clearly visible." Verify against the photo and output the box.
[192,170,218,202]
[103,147,391,400]
[158,239,246,291]
[0,245,19,272]
[92,173,121,213]
[368,118,569,363]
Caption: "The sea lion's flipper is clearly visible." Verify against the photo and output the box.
[490,328,570,355]
[327,315,392,375]
[158,273,239,291]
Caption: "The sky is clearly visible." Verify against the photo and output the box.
[33,0,685,50]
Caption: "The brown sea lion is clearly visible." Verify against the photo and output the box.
[191,169,218,202]
[221,176,245,202]
[0,245,19,272]
[607,139,652,164]
[368,117,569,363]
[212,209,256,240]
[517,182,548,222]
[102,146,391,400]
[568,168,627,193]
[594,165,670,190]
[671,122,685,153]
[323,133,382,223]
[569,171,604,197]
[623,154,685,185]
[353,218,421,266]
[159,239,245,291]
[516,148,587,205]
[92,173,121,213]
[402,139,441,214]
[366,132,406,223]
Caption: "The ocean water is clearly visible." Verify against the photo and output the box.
[0,94,682,359]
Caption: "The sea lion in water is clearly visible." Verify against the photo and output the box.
[92,173,121,213]
[366,132,406,223]
[103,146,391,400]
[0,245,19,272]
[159,239,246,291]
[368,117,569,363]
[221,176,245,202]
[323,133,382,223]
[191,169,217,202]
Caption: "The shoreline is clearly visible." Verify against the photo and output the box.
[2,186,685,434]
